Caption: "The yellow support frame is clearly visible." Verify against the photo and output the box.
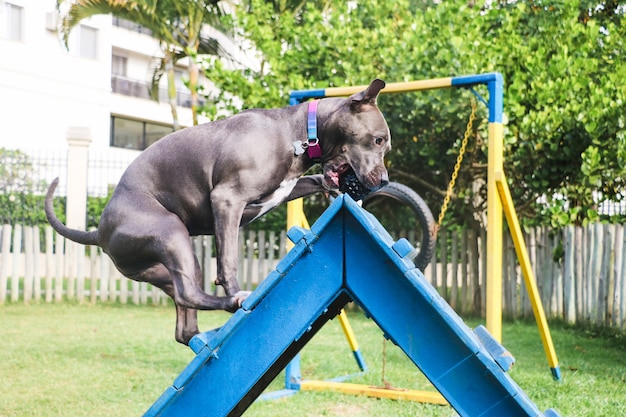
[496,172,561,378]
[300,380,448,404]
[487,122,505,341]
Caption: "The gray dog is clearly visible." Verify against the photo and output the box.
[45,79,391,344]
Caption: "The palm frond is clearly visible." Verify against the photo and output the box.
[57,0,166,46]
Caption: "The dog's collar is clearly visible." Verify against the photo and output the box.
[292,99,323,161]
[306,100,322,161]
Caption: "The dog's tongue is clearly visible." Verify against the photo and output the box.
[327,163,349,188]
[339,168,371,201]
[328,171,340,188]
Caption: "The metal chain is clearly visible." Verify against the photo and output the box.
[437,98,478,228]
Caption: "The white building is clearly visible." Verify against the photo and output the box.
[0,0,216,155]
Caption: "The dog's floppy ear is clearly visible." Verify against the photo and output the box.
[349,79,386,111]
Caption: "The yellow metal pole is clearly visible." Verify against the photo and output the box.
[300,380,447,404]
[486,122,504,342]
[325,77,453,97]
[338,310,360,353]
[495,172,562,380]
[337,309,368,372]
[286,199,309,251]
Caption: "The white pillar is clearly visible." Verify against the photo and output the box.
[66,127,91,302]
[66,127,91,230]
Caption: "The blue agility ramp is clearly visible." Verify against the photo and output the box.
[145,195,561,417]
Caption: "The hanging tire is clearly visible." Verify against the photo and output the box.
[362,182,437,271]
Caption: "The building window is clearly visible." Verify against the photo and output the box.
[110,116,173,150]
[3,3,23,41]
[79,25,97,59]
[67,24,98,59]
[111,54,128,76]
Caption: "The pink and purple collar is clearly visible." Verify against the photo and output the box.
[306,99,322,161]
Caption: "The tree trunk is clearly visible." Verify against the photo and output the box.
[165,53,180,131]
[187,48,200,126]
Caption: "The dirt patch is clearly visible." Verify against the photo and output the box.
[309,403,369,417]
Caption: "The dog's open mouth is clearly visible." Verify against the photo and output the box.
[324,163,371,201]
[324,162,388,201]
[321,163,369,201]
[325,162,351,189]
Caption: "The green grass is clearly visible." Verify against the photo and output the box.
[0,303,624,417]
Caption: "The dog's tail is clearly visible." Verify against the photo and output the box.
[45,178,99,246]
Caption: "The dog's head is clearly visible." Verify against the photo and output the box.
[319,79,391,198]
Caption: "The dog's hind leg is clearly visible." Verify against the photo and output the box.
[151,265,201,345]
[175,306,199,345]
[161,227,241,313]
[155,282,199,345]
[109,212,241,313]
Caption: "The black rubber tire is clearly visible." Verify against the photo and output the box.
[362,182,437,271]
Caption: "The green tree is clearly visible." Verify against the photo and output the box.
[0,149,61,225]
[57,0,232,128]
[483,1,626,226]
[203,0,625,228]
[0,149,44,193]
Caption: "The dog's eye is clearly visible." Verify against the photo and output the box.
[375,137,384,145]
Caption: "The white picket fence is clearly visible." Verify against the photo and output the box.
[422,224,625,330]
[1,223,624,332]
[0,225,287,305]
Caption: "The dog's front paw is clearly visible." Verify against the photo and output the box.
[232,291,251,308]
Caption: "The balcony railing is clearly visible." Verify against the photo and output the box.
[112,17,153,36]
[111,75,204,109]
